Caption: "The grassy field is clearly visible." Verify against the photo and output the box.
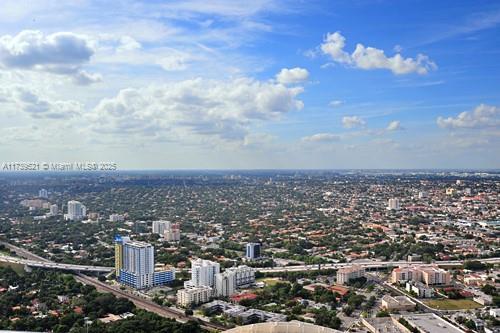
[0,261,26,275]
[257,277,286,286]
[425,299,482,310]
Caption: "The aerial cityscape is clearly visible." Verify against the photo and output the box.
[0,1,499,333]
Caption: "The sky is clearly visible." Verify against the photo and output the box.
[0,0,499,169]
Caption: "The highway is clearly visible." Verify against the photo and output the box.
[1,239,499,274]
[257,257,500,273]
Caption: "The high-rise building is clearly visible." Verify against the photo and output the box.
[215,270,236,297]
[49,204,58,216]
[64,200,87,221]
[115,236,175,289]
[152,220,181,242]
[164,223,180,242]
[245,243,261,260]
[152,220,171,234]
[185,259,220,288]
[38,189,48,198]
[215,265,255,297]
[387,198,400,210]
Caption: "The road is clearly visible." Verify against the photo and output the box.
[258,257,500,273]
[366,273,475,333]
[75,274,224,332]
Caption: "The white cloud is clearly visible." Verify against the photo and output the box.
[386,120,401,131]
[437,104,500,129]
[11,87,83,119]
[87,77,304,142]
[302,133,340,143]
[73,70,103,85]
[0,30,101,84]
[329,100,344,108]
[156,53,191,71]
[342,115,366,129]
[320,32,351,64]
[320,31,437,75]
[117,36,142,52]
[276,67,309,84]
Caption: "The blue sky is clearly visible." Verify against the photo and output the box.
[0,0,499,169]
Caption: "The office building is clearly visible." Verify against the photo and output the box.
[418,191,427,199]
[185,259,220,288]
[245,243,261,260]
[49,204,58,216]
[177,286,212,307]
[114,236,175,289]
[337,265,365,285]
[387,198,400,210]
[38,189,48,198]
[64,200,87,221]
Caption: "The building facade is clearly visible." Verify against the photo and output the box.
[185,259,220,288]
[337,265,365,285]
[152,220,181,242]
[391,265,451,286]
[115,236,175,289]
[177,286,213,307]
[64,200,87,221]
[245,243,261,260]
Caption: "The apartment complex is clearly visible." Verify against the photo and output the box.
[114,236,175,289]
[64,200,86,221]
[391,265,451,286]
[336,264,365,285]
[177,286,213,307]
[152,220,181,242]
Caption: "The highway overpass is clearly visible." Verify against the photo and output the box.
[0,254,114,273]
[1,253,499,274]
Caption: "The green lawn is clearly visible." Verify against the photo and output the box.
[0,261,26,275]
[257,277,286,286]
[425,299,482,310]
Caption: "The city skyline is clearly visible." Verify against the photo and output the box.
[0,0,499,169]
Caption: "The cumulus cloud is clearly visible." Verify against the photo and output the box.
[302,133,341,143]
[117,36,142,52]
[11,87,83,119]
[73,70,103,85]
[0,30,101,83]
[276,67,309,84]
[342,115,366,129]
[320,31,437,75]
[437,104,500,129]
[87,77,304,142]
[386,120,401,131]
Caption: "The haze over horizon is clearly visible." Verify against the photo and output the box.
[0,0,499,169]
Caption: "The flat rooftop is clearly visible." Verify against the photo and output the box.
[404,314,465,333]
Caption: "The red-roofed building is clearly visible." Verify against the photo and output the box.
[230,292,258,303]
